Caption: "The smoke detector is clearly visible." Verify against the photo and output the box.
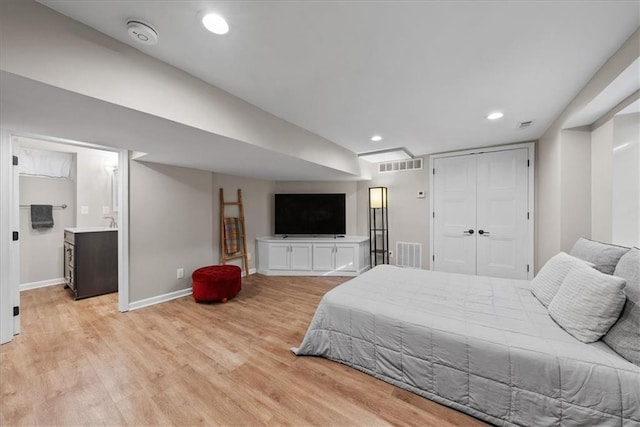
[127,19,158,45]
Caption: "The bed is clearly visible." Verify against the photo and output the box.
[292,264,640,426]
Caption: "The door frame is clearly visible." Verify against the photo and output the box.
[0,130,130,344]
[429,141,535,279]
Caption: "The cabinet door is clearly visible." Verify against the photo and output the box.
[313,244,335,271]
[268,243,291,270]
[290,243,312,271]
[335,244,357,272]
[433,155,477,275]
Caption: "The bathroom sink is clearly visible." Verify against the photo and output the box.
[64,227,117,233]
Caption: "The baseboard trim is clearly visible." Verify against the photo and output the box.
[128,269,256,311]
[20,278,65,291]
[129,287,193,311]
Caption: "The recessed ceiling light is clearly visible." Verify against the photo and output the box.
[487,112,504,120]
[202,13,229,35]
[370,135,383,142]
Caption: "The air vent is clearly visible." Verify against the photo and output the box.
[396,242,422,269]
[518,120,534,129]
[379,158,423,173]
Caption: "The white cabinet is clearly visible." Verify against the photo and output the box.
[267,243,312,271]
[313,244,357,273]
[257,236,369,276]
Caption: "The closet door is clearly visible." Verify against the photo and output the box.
[476,149,529,279]
[432,155,477,275]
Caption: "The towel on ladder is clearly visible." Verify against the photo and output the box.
[31,204,54,229]
[224,217,242,256]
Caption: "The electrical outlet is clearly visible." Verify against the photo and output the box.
[389,251,394,258]
[177,268,184,279]
[103,206,110,214]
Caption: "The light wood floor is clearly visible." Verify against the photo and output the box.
[1,275,486,426]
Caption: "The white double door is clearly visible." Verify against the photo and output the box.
[432,148,530,279]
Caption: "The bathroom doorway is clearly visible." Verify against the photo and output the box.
[1,131,129,343]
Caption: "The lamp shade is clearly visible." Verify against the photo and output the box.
[369,187,387,209]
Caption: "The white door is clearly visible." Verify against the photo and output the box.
[432,148,530,279]
[433,155,477,275]
[476,149,529,279]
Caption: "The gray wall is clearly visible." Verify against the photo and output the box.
[559,129,592,251]
[129,161,214,302]
[19,175,74,284]
[356,166,430,269]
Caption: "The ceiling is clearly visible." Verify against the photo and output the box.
[37,0,639,161]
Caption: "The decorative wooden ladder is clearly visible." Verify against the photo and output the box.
[219,188,249,275]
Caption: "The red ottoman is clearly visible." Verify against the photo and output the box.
[192,265,241,303]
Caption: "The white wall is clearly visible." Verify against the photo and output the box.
[591,119,614,242]
[75,149,118,228]
[535,29,639,270]
[612,113,640,246]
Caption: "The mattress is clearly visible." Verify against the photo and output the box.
[292,265,640,426]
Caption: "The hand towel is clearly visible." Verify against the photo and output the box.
[31,204,54,229]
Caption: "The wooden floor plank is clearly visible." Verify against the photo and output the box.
[1,275,486,426]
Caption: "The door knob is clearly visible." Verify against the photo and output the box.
[463,229,475,235]
[478,229,490,235]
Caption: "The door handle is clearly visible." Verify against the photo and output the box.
[478,230,490,235]
[463,229,474,235]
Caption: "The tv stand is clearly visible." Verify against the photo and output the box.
[256,236,369,276]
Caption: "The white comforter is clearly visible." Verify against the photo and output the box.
[293,265,640,426]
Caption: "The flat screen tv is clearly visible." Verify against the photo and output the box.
[274,193,346,236]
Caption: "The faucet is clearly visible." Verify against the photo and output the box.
[104,216,117,228]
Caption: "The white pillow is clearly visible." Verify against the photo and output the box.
[531,252,593,307]
[548,262,626,343]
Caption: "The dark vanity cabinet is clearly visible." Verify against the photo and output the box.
[64,228,118,300]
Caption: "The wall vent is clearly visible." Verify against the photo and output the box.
[518,120,534,129]
[396,242,422,269]
[379,158,423,173]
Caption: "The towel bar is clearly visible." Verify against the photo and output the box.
[20,204,67,209]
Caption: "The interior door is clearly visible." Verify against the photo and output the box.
[433,155,477,275]
[476,149,529,279]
